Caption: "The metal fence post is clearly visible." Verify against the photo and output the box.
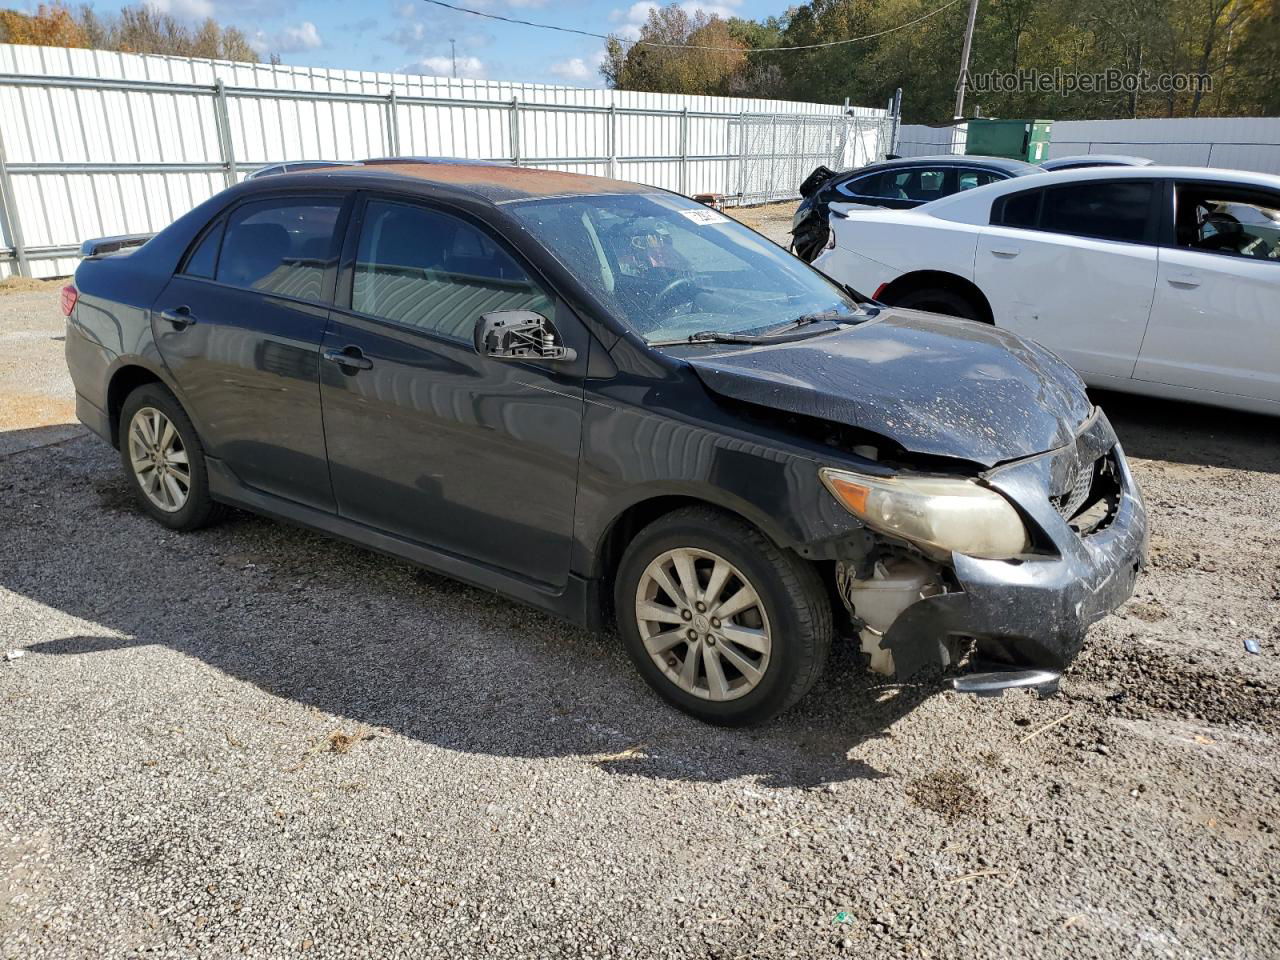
[387,87,400,156]
[510,97,521,166]
[212,79,238,187]
[768,113,779,203]
[0,124,29,278]
[679,106,689,196]
[607,104,617,179]
[890,87,903,157]
[736,111,747,202]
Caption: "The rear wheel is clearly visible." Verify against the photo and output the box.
[889,287,985,322]
[119,383,222,531]
[614,507,831,726]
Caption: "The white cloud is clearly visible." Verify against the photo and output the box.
[411,55,487,80]
[145,0,215,19]
[248,21,323,57]
[276,21,322,52]
[612,0,741,38]
[549,57,592,81]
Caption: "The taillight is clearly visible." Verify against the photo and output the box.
[60,284,78,317]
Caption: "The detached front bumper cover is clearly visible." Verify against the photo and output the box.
[880,410,1148,683]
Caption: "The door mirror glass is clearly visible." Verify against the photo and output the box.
[474,310,577,362]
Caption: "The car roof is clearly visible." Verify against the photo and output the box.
[913,164,1280,224]
[240,159,659,205]
[854,154,1041,176]
[1040,154,1154,169]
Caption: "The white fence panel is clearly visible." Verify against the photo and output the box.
[894,123,966,158]
[1048,117,1280,174]
[0,43,893,278]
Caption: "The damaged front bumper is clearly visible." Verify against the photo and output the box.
[876,409,1148,689]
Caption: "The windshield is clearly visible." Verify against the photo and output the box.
[505,193,859,344]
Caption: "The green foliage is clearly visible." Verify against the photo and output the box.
[603,0,1276,120]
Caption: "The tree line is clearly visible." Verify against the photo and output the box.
[0,2,261,63]
[602,0,1280,123]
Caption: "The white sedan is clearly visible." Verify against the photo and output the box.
[813,166,1280,415]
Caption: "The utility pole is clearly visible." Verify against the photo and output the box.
[450,39,457,79]
[953,0,980,118]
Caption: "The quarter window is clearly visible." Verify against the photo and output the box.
[1040,181,1153,243]
[216,199,342,300]
[182,220,223,278]
[993,189,1042,228]
[352,200,551,340]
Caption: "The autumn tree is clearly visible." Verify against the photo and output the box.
[0,3,89,47]
[602,7,747,96]
[0,2,260,62]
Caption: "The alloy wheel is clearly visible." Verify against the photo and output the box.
[634,547,772,701]
[127,406,191,513]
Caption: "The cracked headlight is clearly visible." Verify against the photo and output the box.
[820,468,1030,560]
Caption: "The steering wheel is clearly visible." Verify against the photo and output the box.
[654,276,699,313]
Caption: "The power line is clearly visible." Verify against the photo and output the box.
[419,0,967,53]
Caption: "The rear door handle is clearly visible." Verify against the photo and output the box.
[322,346,373,371]
[990,246,1020,258]
[1167,272,1201,289]
[159,305,197,327]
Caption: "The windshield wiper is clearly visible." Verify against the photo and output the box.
[648,330,767,347]
[788,309,863,328]
[649,322,851,348]
[648,309,869,348]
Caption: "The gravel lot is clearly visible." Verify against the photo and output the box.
[1,231,1278,960]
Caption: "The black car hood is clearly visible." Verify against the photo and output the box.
[681,309,1093,468]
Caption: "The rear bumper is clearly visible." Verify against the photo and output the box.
[882,410,1147,680]
[76,392,112,445]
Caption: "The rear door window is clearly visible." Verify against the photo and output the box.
[958,169,1002,191]
[351,199,551,341]
[841,167,953,203]
[216,199,342,301]
[1040,181,1154,243]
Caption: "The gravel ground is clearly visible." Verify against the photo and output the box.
[1,248,1278,959]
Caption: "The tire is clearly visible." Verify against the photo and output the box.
[118,382,223,531]
[889,287,985,322]
[614,506,832,726]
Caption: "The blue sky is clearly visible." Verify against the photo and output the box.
[42,0,786,87]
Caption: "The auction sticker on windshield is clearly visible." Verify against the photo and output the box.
[679,207,729,225]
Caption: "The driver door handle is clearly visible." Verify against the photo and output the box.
[1167,271,1201,289]
[990,246,1020,258]
[323,346,373,371]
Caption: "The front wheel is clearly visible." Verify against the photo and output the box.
[614,507,832,726]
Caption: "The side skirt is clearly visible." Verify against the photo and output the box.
[205,458,603,631]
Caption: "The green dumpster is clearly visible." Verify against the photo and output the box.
[965,119,1052,163]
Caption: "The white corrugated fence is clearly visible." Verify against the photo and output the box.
[896,117,1280,172]
[0,43,894,278]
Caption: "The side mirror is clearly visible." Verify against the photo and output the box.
[474,310,577,363]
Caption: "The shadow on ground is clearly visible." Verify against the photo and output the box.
[4,424,936,791]
[1095,388,1280,474]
